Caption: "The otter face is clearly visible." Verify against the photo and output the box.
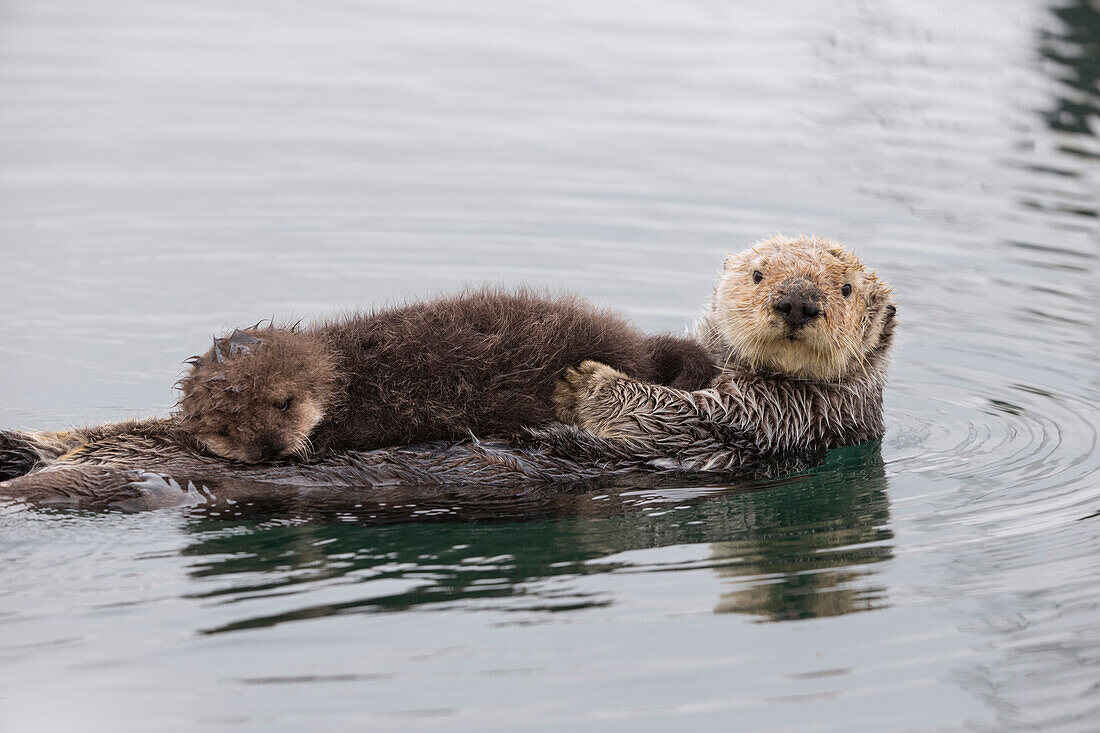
[176,327,340,463]
[710,234,896,380]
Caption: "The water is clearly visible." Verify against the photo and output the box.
[1,0,1098,730]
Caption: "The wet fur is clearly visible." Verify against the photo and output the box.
[0,418,820,513]
[1,234,897,509]
[177,289,718,462]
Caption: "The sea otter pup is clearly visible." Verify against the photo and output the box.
[175,290,718,463]
[550,234,897,470]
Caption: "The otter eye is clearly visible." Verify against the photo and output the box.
[842,284,852,298]
[752,270,763,284]
[276,398,292,412]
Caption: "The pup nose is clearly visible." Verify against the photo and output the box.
[256,444,281,462]
[775,294,821,328]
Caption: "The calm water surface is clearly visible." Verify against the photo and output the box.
[1,0,1098,730]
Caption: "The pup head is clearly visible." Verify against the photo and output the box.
[709,234,896,380]
[176,326,340,463]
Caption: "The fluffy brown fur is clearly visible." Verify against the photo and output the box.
[176,290,718,463]
[551,234,897,469]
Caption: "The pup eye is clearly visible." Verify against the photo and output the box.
[752,270,763,284]
[842,284,852,297]
[276,398,292,412]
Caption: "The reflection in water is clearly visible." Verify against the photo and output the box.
[179,443,892,632]
[711,445,892,621]
[1039,0,1100,137]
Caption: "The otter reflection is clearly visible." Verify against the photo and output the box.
[708,443,892,620]
[1038,0,1099,137]
[178,443,891,633]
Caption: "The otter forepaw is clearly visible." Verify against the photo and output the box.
[552,360,626,427]
[0,431,44,482]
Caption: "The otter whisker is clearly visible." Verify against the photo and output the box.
[290,434,315,461]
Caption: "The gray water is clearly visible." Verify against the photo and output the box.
[1,0,1098,730]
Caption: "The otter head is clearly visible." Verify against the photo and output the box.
[709,234,896,380]
[176,326,341,463]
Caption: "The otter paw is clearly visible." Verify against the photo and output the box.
[0,431,43,482]
[552,360,626,426]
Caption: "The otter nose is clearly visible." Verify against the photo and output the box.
[253,443,282,462]
[775,294,821,328]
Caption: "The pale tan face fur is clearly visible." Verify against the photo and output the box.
[177,328,339,464]
[708,234,895,381]
[190,396,326,464]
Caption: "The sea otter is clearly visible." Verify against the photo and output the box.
[551,233,897,469]
[0,234,896,511]
[175,290,718,463]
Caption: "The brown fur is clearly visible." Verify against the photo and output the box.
[551,234,897,468]
[176,290,718,463]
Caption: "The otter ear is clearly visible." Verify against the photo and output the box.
[227,328,263,356]
[862,275,895,313]
[210,337,226,363]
